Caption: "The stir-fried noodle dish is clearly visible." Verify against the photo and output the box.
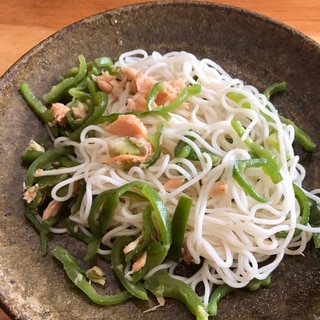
[21,50,320,319]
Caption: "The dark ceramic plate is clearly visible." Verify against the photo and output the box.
[0,2,319,319]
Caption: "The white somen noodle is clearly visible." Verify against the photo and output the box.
[35,50,320,306]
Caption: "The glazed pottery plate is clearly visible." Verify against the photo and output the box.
[0,1,319,319]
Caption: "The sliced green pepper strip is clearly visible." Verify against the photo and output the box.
[111,236,148,300]
[65,220,111,263]
[308,197,320,226]
[87,77,99,98]
[20,82,54,123]
[279,115,316,151]
[35,173,69,189]
[131,241,167,283]
[21,150,44,164]
[308,197,320,248]
[125,205,153,262]
[83,237,101,261]
[145,122,164,167]
[140,183,171,248]
[68,91,108,141]
[233,159,283,203]
[199,148,222,166]
[127,183,173,282]
[174,131,221,166]
[25,200,66,255]
[144,270,208,320]
[174,130,197,158]
[39,215,60,255]
[146,82,164,111]
[25,206,49,255]
[231,120,281,169]
[99,83,201,123]
[62,66,80,79]
[43,55,87,103]
[53,155,79,168]
[226,92,251,109]
[94,56,113,68]
[175,140,193,158]
[207,284,234,316]
[88,181,171,250]
[246,276,271,291]
[167,196,192,262]
[24,146,74,187]
[88,185,145,239]
[264,82,316,151]
[43,75,78,104]
[87,188,121,237]
[51,246,131,305]
[66,85,96,131]
[70,180,86,215]
[277,183,310,238]
[227,90,275,124]
[68,88,91,101]
[264,81,287,100]
[207,276,271,316]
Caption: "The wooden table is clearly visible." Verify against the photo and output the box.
[0,0,319,77]
[0,0,319,318]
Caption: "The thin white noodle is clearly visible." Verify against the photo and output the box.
[36,50,319,306]
[48,227,68,234]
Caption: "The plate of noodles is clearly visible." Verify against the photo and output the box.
[0,1,320,319]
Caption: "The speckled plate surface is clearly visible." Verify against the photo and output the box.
[0,1,319,319]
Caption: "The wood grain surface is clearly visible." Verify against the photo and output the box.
[0,0,319,319]
[0,0,319,76]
